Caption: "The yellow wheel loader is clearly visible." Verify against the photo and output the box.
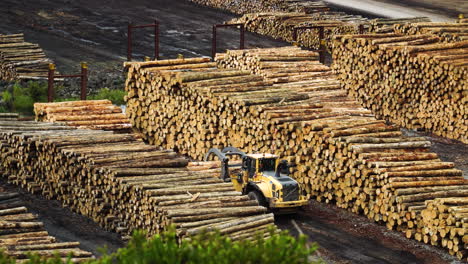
[205,147,308,213]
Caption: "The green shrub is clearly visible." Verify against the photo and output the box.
[0,228,319,264]
[0,81,48,115]
[0,81,126,115]
[98,228,318,264]
[54,88,126,106]
[0,106,9,113]
[2,90,12,104]
[89,88,126,105]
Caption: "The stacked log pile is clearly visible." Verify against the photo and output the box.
[0,113,18,121]
[332,34,467,143]
[229,12,367,50]
[420,198,468,259]
[187,0,329,15]
[34,100,132,132]
[0,121,276,240]
[0,190,94,262]
[125,51,467,259]
[369,17,431,33]
[394,22,468,42]
[215,46,323,78]
[0,34,52,81]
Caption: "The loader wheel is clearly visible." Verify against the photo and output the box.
[248,190,267,208]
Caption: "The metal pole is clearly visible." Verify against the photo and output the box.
[47,63,55,102]
[211,25,217,61]
[318,27,325,64]
[127,23,133,61]
[155,20,159,60]
[318,26,324,42]
[240,24,245,50]
[80,62,88,100]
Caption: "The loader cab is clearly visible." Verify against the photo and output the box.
[242,154,279,178]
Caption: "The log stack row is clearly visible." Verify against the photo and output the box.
[0,190,94,262]
[0,121,276,240]
[125,50,466,259]
[34,100,132,132]
[0,113,18,121]
[368,17,431,33]
[229,12,367,50]
[332,34,467,143]
[420,197,468,259]
[215,46,323,78]
[187,0,329,15]
[0,33,52,81]
[394,22,468,42]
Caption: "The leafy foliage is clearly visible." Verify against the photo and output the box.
[0,228,319,264]
[0,81,126,115]
[89,88,126,105]
[0,81,48,115]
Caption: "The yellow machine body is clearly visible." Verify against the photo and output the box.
[228,154,308,210]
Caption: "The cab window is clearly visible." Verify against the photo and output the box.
[259,158,276,172]
[242,157,256,178]
[249,159,256,178]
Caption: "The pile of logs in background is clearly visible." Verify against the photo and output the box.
[0,33,52,81]
[34,100,132,132]
[229,12,366,50]
[187,0,329,15]
[0,190,94,262]
[125,49,467,259]
[0,121,276,241]
[394,22,468,42]
[369,17,431,33]
[332,34,467,143]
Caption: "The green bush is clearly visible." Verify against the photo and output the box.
[0,228,319,264]
[0,81,48,115]
[0,106,9,113]
[89,88,126,105]
[54,88,126,105]
[0,81,126,115]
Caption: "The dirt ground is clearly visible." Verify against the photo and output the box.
[276,201,462,264]
[0,0,286,74]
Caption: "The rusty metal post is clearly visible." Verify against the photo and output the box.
[240,24,245,50]
[318,26,325,64]
[359,24,364,34]
[47,63,55,102]
[212,25,217,60]
[318,26,324,43]
[154,20,160,60]
[80,62,88,100]
[127,22,133,61]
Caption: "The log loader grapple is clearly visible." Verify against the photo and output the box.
[205,147,308,213]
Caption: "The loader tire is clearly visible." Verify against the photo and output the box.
[248,190,267,208]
